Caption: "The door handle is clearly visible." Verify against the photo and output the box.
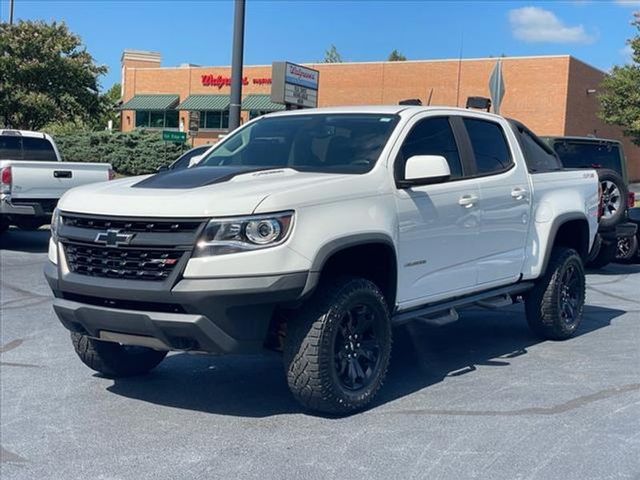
[511,187,527,200]
[458,194,478,208]
[54,170,73,179]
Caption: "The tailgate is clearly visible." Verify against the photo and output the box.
[10,162,111,199]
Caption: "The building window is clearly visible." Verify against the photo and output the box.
[249,110,270,120]
[198,110,230,130]
[135,110,179,129]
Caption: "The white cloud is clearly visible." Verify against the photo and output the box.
[621,44,634,63]
[615,1,640,6]
[509,6,596,44]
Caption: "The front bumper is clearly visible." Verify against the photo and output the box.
[45,261,308,354]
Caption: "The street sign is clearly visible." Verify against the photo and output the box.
[489,59,505,115]
[162,130,187,143]
[188,111,200,133]
[271,61,319,109]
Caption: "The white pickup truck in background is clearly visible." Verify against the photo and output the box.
[0,129,113,232]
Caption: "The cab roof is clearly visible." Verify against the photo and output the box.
[265,105,505,120]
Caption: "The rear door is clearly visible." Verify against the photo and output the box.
[460,116,531,287]
[394,114,481,307]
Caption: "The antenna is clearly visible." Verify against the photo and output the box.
[427,88,434,106]
[455,33,463,107]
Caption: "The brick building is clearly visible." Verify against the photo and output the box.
[120,50,639,181]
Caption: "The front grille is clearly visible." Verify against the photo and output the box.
[62,215,202,233]
[63,243,183,281]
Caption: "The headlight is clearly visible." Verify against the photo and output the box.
[194,211,294,256]
[50,208,61,243]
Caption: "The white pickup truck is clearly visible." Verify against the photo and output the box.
[0,129,113,232]
[45,106,599,414]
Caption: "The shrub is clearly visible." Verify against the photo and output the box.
[50,130,188,176]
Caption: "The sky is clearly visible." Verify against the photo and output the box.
[0,0,638,90]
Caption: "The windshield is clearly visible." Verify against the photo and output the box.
[552,141,622,173]
[198,113,400,174]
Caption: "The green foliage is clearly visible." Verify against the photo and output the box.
[323,45,343,63]
[50,130,187,176]
[600,13,640,144]
[0,20,107,130]
[388,49,407,61]
[96,83,122,131]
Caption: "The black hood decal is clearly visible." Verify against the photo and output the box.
[132,166,282,189]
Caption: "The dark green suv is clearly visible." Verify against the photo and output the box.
[542,136,638,266]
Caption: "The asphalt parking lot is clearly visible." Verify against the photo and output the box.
[1,228,639,480]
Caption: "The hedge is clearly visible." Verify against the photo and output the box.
[51,130,189,176]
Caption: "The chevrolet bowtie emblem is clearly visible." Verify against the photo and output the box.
[94,229,135,247]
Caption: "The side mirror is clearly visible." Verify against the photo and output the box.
[188,154,203,168]
[399,155,451,187]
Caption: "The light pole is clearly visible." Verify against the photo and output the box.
[228,0,246,131]
[10,0,15,24]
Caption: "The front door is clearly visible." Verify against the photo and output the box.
[394,115,481,309]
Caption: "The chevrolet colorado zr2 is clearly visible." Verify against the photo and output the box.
[45,106,599,414]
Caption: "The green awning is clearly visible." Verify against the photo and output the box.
[120,94,179,110]
[177,95,230,111]
[241,94,285,112]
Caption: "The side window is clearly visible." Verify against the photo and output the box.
[520,130,562,172]
[399,117,463,179]
[463,118,513,175]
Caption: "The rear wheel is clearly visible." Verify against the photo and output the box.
[616,235,638,263]
[526,247,585,340]
[71,332,167,377]
[597,169,627,230]
[284,277,392,415]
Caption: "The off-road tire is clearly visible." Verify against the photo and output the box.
[597,169,627,230]
[586,240,616,269]
[525,247,586,340]
[284,277,392,415]
[71,332,168,377]
[616,235,638,263]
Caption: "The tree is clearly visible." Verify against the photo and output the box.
[388,49,407,61]
[97,83,122,131]
[0,20,107,130]
[600,13,640,144]
[323,45,343,63]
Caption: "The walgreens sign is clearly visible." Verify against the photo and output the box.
[201,75,272,89]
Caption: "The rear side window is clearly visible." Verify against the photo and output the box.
[399,117,463,179]
[510,122,562,172]
[463,118,513,175]
[0,136,22,160]
[22,137,58,161]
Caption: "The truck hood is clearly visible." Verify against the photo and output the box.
[58,167,355,217]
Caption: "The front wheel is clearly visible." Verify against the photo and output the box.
[71,332,167,377]
[525,247,586,340]
[284,277,392,415]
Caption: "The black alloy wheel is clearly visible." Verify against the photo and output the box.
[333,304,383,391]
[558,263,582,326]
